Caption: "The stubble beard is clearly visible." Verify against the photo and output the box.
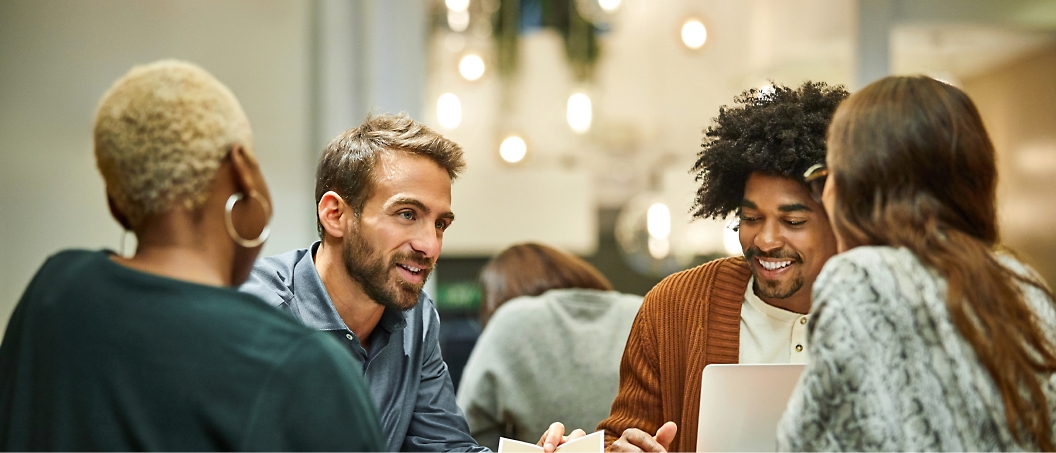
[752,274,804,300]
[341,230,432,312]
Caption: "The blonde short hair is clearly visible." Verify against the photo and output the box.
[94,59,252,229]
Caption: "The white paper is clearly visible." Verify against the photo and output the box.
[497,431,604,453]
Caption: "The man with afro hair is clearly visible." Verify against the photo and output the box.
[540,81,848,453]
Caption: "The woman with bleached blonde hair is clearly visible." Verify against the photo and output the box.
[778,75,1056,451]
[0,60,383,451]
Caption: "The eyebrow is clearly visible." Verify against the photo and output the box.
[392,197,456,222]
[779,203,813,213]
[740,199,814,213]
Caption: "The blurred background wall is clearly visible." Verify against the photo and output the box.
[2,0,1055,343]
[962,45,1056,284]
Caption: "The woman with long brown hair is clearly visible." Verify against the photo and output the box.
[777,75,1056,451]
[456,243,642,450]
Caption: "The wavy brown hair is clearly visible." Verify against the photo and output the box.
[827,75,1056,450]
[314,113,465,237]
[478,243,613,327]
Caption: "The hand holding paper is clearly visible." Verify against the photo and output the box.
[500,430,603,453]
[536,421,586,453]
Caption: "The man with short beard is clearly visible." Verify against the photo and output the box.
[539,82,848,453]
[241,114,486,452]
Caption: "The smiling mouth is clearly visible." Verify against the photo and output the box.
[396,263,424,276]
[757,259,793,271]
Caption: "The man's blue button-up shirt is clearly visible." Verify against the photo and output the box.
[241,242,487,452]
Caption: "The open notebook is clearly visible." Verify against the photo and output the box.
[696,363,805,452]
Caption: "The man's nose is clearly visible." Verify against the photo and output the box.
[409,223,442,260]
[754,220,784,251]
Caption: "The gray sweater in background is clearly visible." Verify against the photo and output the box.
[456,288,643,450]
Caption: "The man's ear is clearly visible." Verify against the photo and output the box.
[318,191,350,239]
[107,195,132,231]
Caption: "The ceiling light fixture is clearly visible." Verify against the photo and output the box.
[445,0,469,13]
[499,136,527,163]
[566,92,592,133]
[598,0,622,12]
[681,18,707,50]
[646,203,671,239]
[436,93,462,129]
[459,54,485,81]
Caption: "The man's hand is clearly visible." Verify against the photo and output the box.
[607,421,677,452]
[537,422,586,453]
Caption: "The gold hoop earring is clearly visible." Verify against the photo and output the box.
[225,190,271,248]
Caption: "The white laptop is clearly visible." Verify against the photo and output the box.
[695,363,805,452]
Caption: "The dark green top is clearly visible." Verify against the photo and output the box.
[0,249,385,451]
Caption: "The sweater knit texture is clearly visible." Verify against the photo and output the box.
[778,246,1056,451]
[597,256,751,452]
[456,288,643,451]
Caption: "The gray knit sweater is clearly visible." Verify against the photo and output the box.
[456,288,642,451]
[778,246,1056,451]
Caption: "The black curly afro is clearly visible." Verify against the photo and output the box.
[691,81,849,220]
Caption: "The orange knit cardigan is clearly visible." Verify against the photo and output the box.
[597,256,751,452]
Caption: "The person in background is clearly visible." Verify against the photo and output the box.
[457,243,643,450]
[241,113,487,452]
[778,75,1056,451]
[539,81,848,452]
[0,60,384,451]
